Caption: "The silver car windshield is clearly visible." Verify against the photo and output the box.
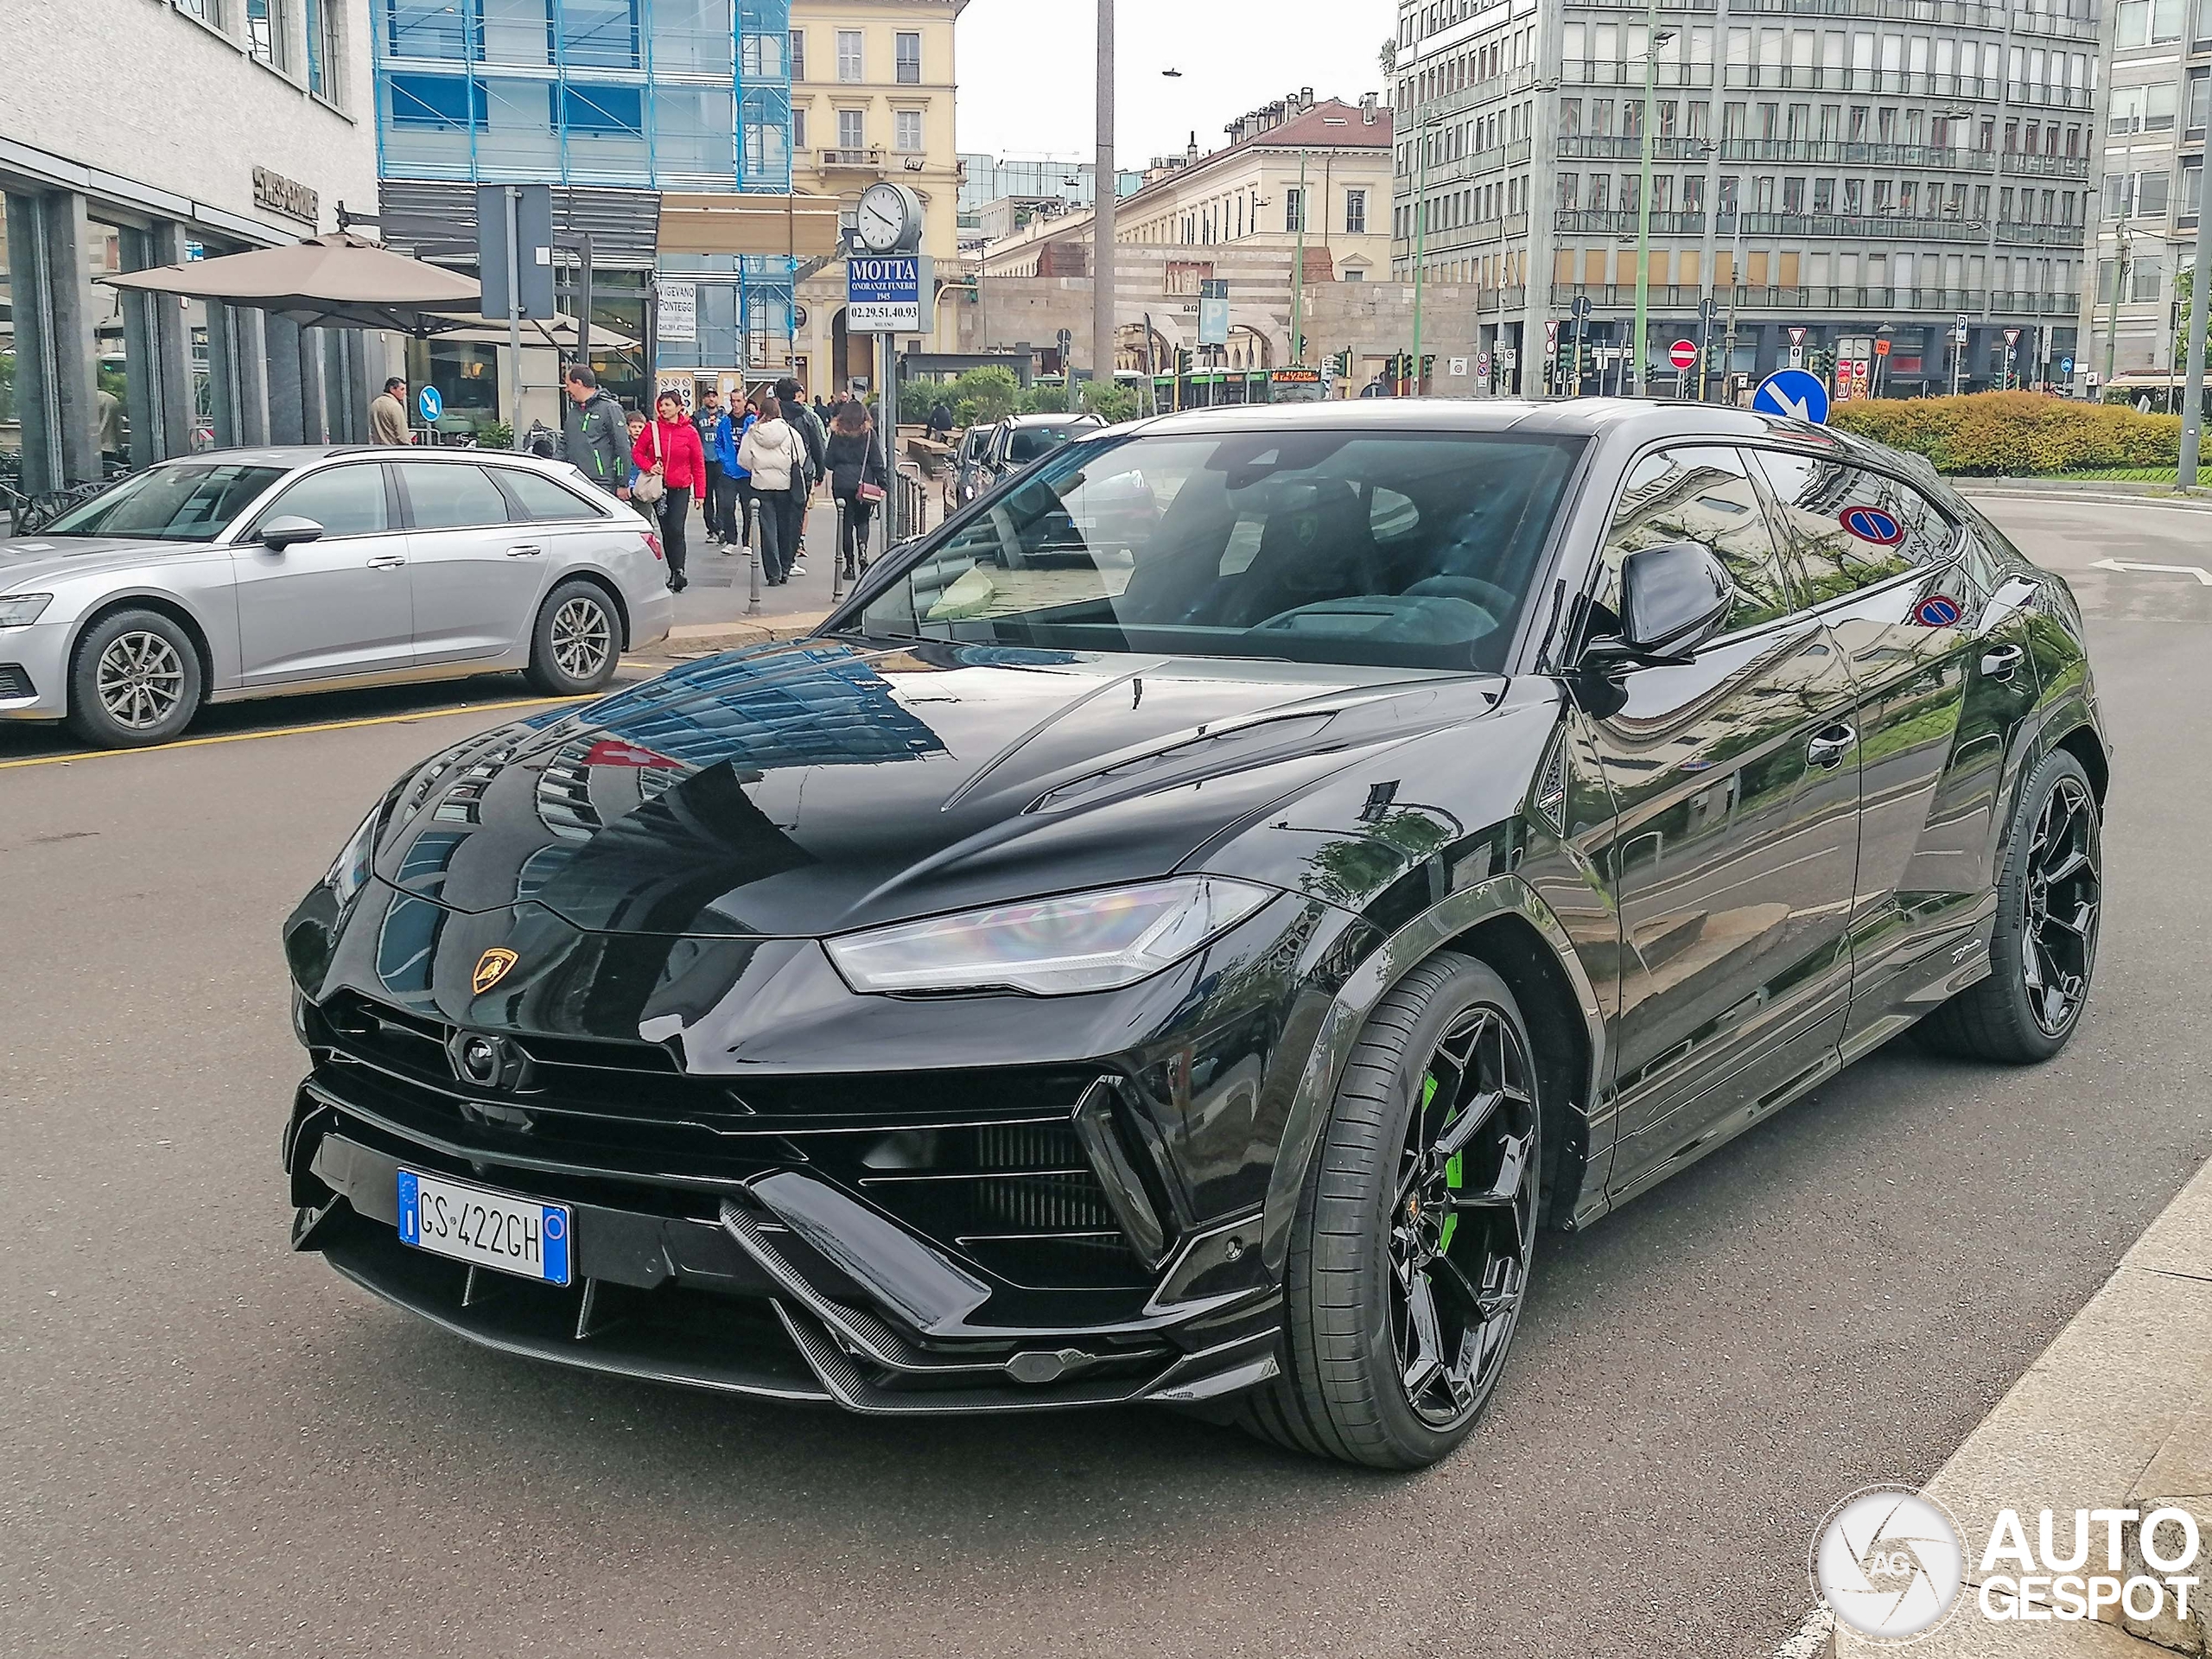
[858,429,1586,672]
[43,462,289,541]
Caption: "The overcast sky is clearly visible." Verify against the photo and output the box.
[954,0,1395,168]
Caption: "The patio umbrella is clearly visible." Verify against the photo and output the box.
[101,232,487,335]
[430,312,638,352]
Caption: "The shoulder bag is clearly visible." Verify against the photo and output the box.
[632,420,666,505]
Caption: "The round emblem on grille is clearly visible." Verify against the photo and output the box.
[453,1033,505,1086]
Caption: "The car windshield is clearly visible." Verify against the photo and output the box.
[857,428,1586,671]
[43,461,289,541]
[1006,425,1089,463]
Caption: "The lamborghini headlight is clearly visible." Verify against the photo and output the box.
[324,806,380,906]
[824,876,1276,997]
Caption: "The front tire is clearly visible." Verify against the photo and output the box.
[65,608,203,748]
[1917,749,2101,1063]
[524,579,620,697]
[1241,952,1541,1469]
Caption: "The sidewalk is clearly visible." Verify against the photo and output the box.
[1955,479,2212,512]
[648,491,916,657]
[1821,1154,2212,1657]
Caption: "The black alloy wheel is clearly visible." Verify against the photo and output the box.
[1241,952,1541,1469]
[65,607,204,748]
[525,580,621,697]
[1919,749,2101,1063]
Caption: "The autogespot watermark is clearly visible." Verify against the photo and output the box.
[1812,1485,2204,1643]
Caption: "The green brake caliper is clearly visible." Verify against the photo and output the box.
[1424,1072,1462,1254]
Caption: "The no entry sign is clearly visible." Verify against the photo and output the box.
[1669,339,1698,371]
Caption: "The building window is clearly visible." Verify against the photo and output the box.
[556,0,639,70]
[837,107,865,151]
[789,28,804,79]
[389,71,482,126]
[386,0,467,59]
[896,30,921,83]
[791,105,806,148]
[247,0,286,69]
[1285,187,1306,232]
[895,109,922,151]
[837,29,862,82]
[304,0,338,98]
[1344,188,1367,233]
[558,83,644,135]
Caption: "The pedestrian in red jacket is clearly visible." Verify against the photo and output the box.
[634,391,707,591]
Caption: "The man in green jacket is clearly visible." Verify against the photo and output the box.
[559,365,632,501]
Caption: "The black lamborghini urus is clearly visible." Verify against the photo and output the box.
[283,400,2107,1468]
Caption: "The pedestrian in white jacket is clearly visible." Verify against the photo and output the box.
[737,395,808,585]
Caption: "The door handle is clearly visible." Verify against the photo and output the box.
[506,544,544,558]
[365,554,408,570]
[1980,643,2025,681]
[1806,724,1856,769]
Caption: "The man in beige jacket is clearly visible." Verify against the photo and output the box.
[369,377,410,445]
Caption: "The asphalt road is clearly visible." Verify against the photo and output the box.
[3,498,2209,1659]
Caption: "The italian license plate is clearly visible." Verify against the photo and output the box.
[397,1169,571,1287]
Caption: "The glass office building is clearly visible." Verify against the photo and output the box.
[372,0,798,405]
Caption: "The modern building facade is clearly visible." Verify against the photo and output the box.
[2082,0,2208,396]
[2,0,380,501]
[957,155,1143,224]
[786,0,966,389]
[1391,0,2097,398]
[370,0,798,427]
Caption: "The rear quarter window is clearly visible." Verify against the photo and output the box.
[1750,450,1958,606]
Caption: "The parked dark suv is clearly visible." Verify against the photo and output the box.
[283,400,2105,1467]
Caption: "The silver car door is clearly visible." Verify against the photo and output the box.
[395,459,538,665]
[487,466,623,647]
[230,461,415,685]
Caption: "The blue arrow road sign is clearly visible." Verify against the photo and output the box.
[417,385,443,423]
[1751,367,1829,424]
[2060,356,2075,377]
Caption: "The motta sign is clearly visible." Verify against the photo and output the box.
[251,166,319,226]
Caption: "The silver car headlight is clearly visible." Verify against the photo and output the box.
[324,806,380,906]
[824,876,1276,997]
[0,594,54,627]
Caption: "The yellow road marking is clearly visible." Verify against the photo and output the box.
[0,693,594,772]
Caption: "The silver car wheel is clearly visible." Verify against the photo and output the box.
[550,596,613,681]
[96,631,188,731]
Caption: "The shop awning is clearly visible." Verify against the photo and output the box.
[658,192,845,259]
[430,313,638,352]
[101,232,488,334]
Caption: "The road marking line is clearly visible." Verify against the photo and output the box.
[0,694,592,772]
[2088,556,2212,584]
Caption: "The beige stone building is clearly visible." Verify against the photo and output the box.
[787,0,967,392]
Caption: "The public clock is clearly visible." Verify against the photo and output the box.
[856,182,921,254]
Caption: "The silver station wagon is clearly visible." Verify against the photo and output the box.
[0,447,674,748]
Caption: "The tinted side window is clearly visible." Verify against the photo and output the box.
[1599,445,1795,634]
[498,468,604,522]
[258,465,389,537]
[1751,451,1960,606]
[395,462,512,531]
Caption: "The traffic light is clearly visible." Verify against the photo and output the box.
[1420,354,1435,384]
[1174,347,1193,374]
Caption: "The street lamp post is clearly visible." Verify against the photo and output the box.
[2105,219,2132,391]
[1631,23,1673,396]
[1092,0,1116,410]
[1412,115,1428,393]
[2183,156,2212,484]
[1293,149,1306,366]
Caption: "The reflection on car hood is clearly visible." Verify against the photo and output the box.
[0,535,218,588]
[368,636,1502,938]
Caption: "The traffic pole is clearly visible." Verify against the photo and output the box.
[2181,157,2212,486]
[1093,0,1116,412]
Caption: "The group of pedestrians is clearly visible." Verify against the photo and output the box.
[556,363,889,594]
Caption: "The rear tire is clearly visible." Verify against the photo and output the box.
[1238,952,1541,1469]
[1916,749,2101,1064]
[65,608,203,748]
[524,579,620,697]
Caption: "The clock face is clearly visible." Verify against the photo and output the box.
[857,184,908,252]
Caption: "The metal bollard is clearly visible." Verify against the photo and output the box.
[746,494,762,616]
[832,499,846,604]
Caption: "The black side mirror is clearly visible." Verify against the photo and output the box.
[259,514,326,550]
[1584,540,1735,671]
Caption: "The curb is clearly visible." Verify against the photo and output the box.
[1957,481,2212,513]
[1808,1154,2212,1657]
[635,613,831,659]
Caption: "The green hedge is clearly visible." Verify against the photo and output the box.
[1827,390,2181,475]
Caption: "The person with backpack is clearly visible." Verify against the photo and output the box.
[824,399,889,582]
[775,376,826,576]
[692,388,728,542]
[711,396,756,550]
[738,390,809,587]
[558,365,632,501]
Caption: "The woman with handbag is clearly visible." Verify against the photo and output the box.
[823,399,889,581]
[736,391,807,587]
[632,391,706,593]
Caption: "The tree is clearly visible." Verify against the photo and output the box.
[947,365,1019,427]
[1080,380,1140,423]
[1378,37,1396,75]
[2172,264,2196,397]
